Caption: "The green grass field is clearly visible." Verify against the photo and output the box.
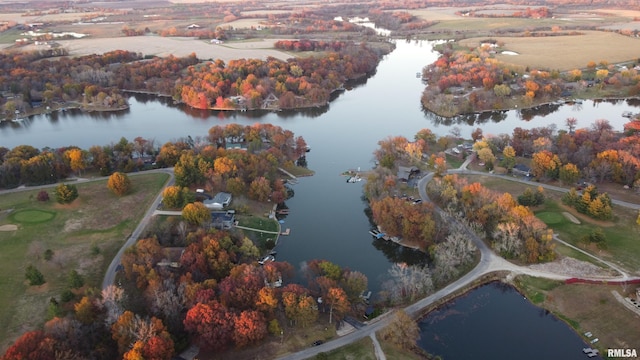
[535,200,640,272]
[461,174,640,273]
[0,172,168,350]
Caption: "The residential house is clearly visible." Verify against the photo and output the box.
[203,192,232,210]
[210,210,235,230]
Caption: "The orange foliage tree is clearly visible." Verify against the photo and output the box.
[107,171,132,196]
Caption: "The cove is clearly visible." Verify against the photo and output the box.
[418,282,601,360]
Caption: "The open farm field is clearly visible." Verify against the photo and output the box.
[460,30,640,71]
[44,36,293,61]
[428,17,599,33]
[0,172,168,351]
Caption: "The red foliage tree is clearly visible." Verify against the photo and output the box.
[184,301,234,351]
[3,330,55,360]
[233,310,268,347]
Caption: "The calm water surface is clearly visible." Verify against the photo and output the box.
[418,282,600,360]
[0,40,635,355]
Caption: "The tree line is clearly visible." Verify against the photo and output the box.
[0,123,307,191]
[0,40,390,119]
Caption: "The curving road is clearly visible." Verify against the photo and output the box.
[276,169,639,360]
[101,168,174,290]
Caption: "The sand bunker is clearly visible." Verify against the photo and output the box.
[562,212,581,224]
[0,224,18,231]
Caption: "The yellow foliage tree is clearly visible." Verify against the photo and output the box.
[65,148,86,175]
[107,172,132,196]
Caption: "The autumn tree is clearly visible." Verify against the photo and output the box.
[54,183,78,204]
[379,310,419,350]
[2,330,55,360]
[531,150,560,179]
[501,145,516,171]
[64,148,87,175]
[184,301,234,350]
[233,310,268,347]
[75,296,99,324]
[162,185,193,209]
[248,176,271,202]
[107,171,132,196]
[559,163,580,185]
[182,202,211,226]
[325,287,349,324]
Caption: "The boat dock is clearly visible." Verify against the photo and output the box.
[281,228,290,235]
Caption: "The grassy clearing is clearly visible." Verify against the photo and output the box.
[541,282,640,352]
[462,174,640,273]
[514,275,562,304]
[0,172,168,350]
[535,200,640,273]
[236,214,279,248]
[445,154,464,169]
[282,165,315,177]
[460,30,640,71]
[377,336,423,360]
[316,337,376,360]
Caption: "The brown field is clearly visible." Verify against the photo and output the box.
[545,283,640,351]
[460,30,640,71]
[44,36,293,61]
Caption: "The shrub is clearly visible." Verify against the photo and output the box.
[54,183,78,204]
[25,265,45,285]
[44,249,54,261]
[36,190,50,202]
[60,289,75,302]
[68,270,84,289]
[90,243,101,256]
[107,171,132,196]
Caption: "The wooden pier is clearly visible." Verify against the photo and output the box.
[281,228,290,236]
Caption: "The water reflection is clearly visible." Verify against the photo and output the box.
[418,282,599,360]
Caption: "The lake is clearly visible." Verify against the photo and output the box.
[0,38,634,356]
[418,282,600,360]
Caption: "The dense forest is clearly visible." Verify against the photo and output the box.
[0,40,391,119]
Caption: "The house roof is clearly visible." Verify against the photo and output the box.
[397,166,418,180]
[212,192,232,204]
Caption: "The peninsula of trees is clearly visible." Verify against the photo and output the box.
[0,40,391,120]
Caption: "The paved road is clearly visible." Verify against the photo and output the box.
[101,168,174,290]
[277,170,639,360]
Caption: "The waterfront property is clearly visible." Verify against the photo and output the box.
[210,210,235,230]
[203,192,232,210]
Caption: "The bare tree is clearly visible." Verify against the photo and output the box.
[492,222,523,259]
[151,279,185,329]
[382,263,433,304]
[433,230,476,284]
[100,285,126,326]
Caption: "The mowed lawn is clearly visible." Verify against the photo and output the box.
[461,174,640,274]
[460,30,640,71]
[0,172,168,350]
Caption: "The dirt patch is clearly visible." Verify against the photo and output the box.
[0,224,18,231]
[63,219,83,233]
[562,212,581,224]
[529,257,617,278]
